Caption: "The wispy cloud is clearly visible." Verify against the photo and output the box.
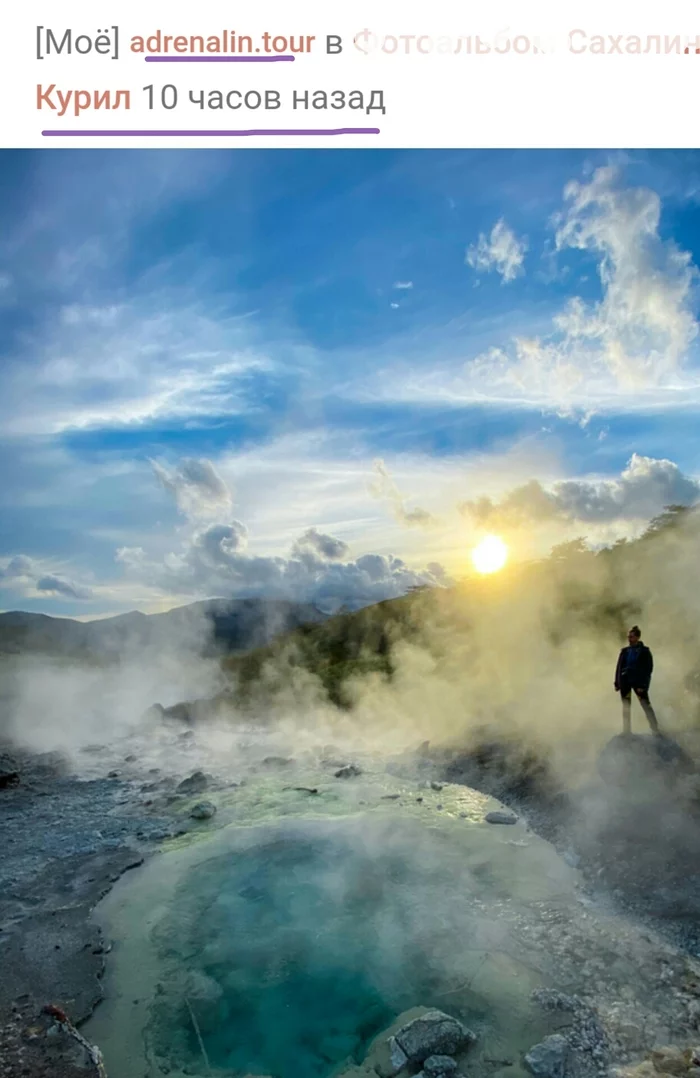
[466,218,528,283]
[2,297,283,436]
[370,459,437,529]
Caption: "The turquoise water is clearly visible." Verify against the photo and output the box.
[146,820,495,1078]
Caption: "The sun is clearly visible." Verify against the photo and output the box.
[471,535,509,575]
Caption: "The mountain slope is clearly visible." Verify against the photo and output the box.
[0,599,326,660]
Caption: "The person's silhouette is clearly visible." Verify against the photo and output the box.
[614,625,660,735]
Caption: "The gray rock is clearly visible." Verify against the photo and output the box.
[190,801,216,820]
[0,752,20,788]
[485,810,518,825]
[524,1034,569,1078]
[392,1009,475,1066]
[388,1037,409,1071]
[424,1054,459,1075]
[531,989,578,1013]
[335,765,362,779]
[177,770,210,795]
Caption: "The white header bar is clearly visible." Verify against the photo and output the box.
[2,0,700,148]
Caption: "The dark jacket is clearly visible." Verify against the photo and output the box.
[615,642,653,691]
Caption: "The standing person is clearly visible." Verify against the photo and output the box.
[614,626,660,735]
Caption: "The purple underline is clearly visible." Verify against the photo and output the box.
[41,128,381,137]
[144,55,295,61]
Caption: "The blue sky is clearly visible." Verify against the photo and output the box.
[2,148,700,617]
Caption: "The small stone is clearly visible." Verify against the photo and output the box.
[485,811,518,825]
[190,801,216,821]
[431,781,444,791]
[524,1034,569,1078]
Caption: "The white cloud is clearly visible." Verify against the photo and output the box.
[551,165,698,386]
[355,168,700,416]
[466,218,528,283]
[291,527,350,562]
[151,457,233,520]
[473,167,699,407]
[118,522,448,610]
[0,555,93,601]
[109,450,452,609]
[393,281,414,290]
[459,453,700,528]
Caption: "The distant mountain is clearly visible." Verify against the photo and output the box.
[0,599,327,660]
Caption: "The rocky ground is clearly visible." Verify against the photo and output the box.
[426,730,700,953]
[3,724,700,1078]
[0,738,234,1077]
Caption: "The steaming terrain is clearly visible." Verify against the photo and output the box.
[83,729,700,1078]
[3,719,700,1078]
[4,507,700,1078]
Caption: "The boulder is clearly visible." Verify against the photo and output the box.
[524,1034,569,1078]
[485,810,518,825]
[598,733,695,787]
[177,770,211,795]
[389,1010,475,1068]
[190,801,217,820]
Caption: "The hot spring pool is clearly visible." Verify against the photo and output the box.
[85,766,583,1078]
[87,765,676,1078]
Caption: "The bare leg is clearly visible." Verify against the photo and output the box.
[621,691,632,734]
